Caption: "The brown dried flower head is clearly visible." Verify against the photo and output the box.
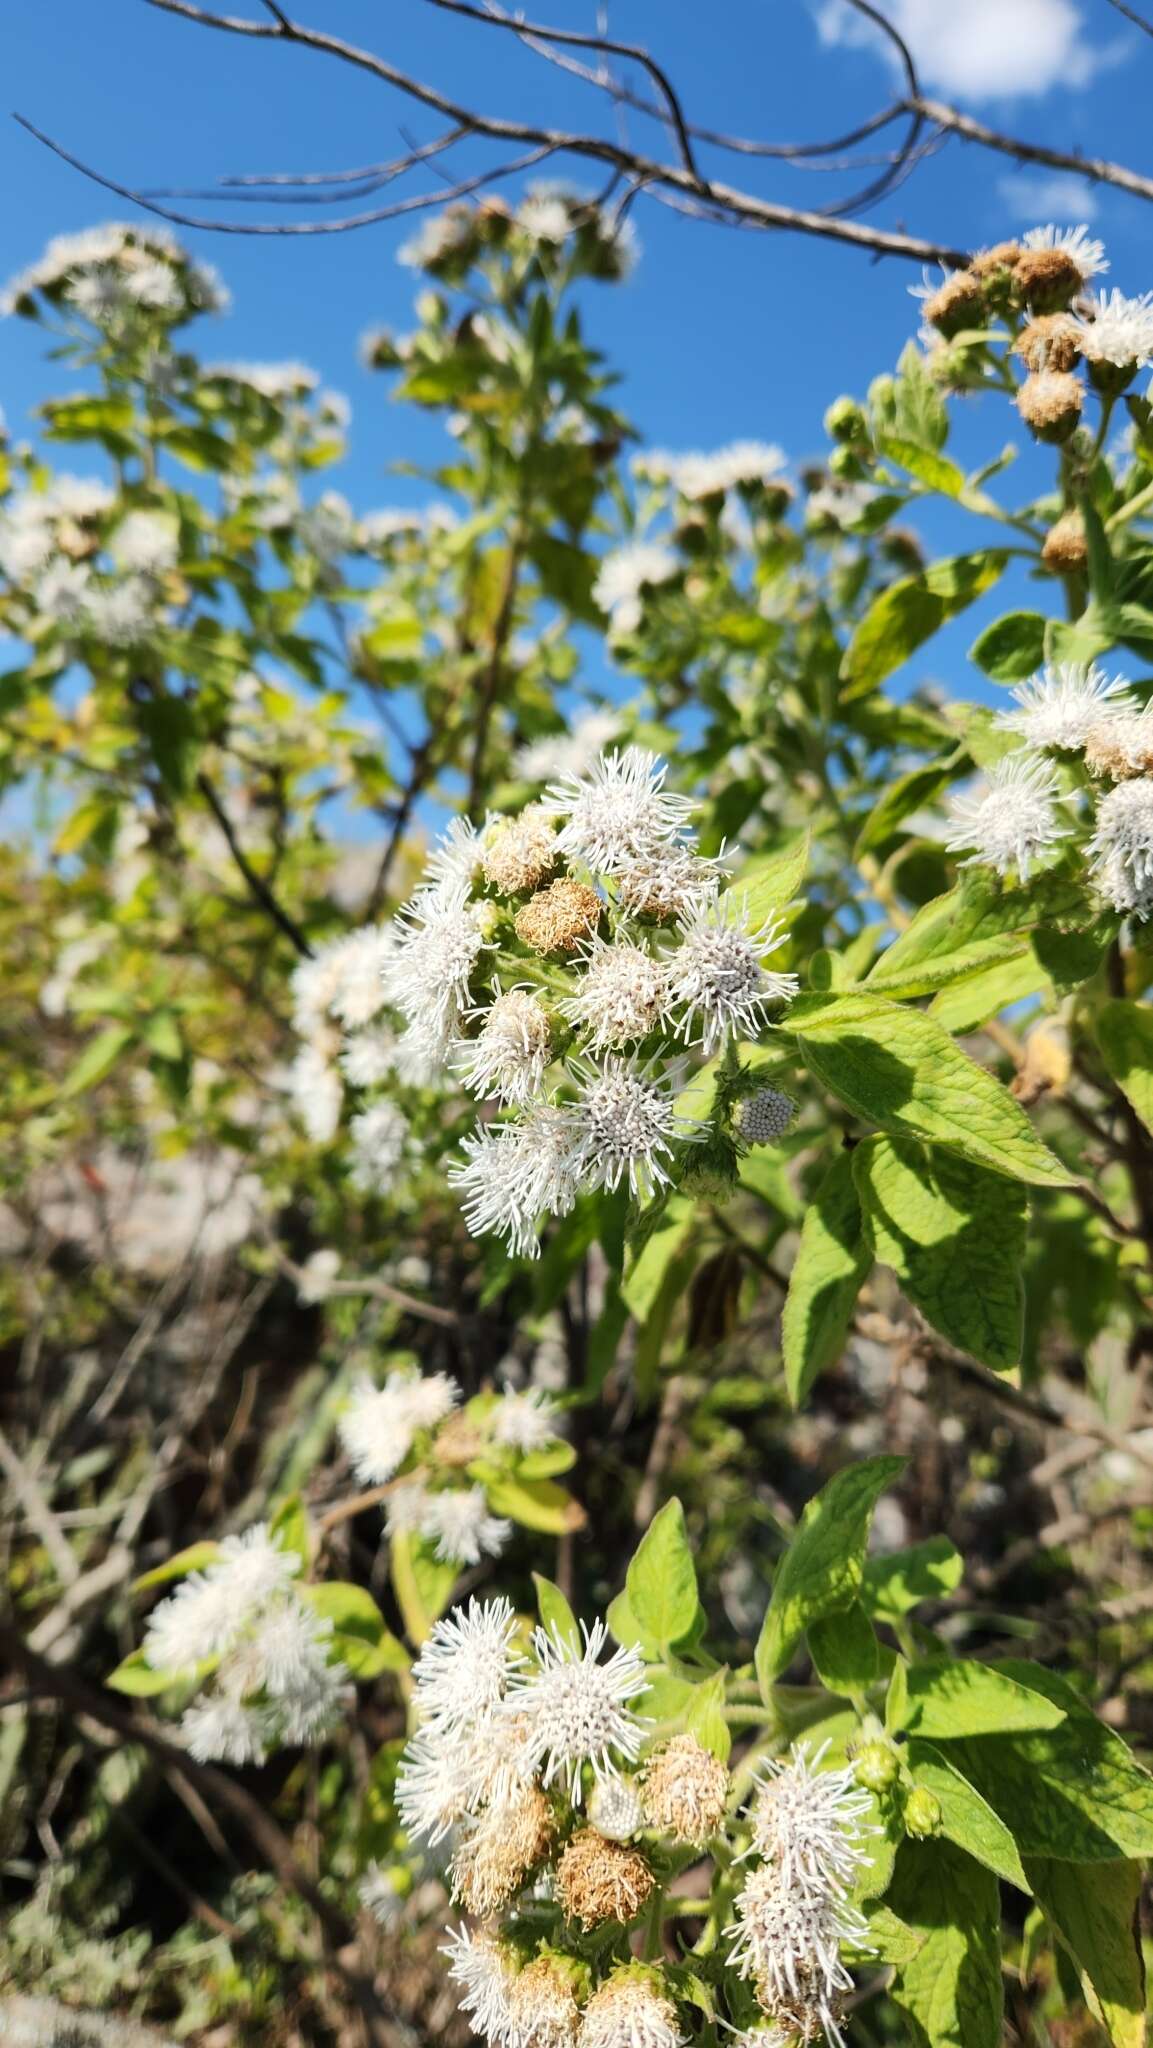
[1084,714,1153,781]
[1014,246,1084,311]
[1014,313,1081,375]
[1016,370,1083,444]
[970,239,1021,281]
[920,269,984,337]
[554,1827,654,1930]
[641,1733,730,1846]
[1041,511,1088,572]
[449,1782,555,1918]
[483,806,559,895]
[515,877,602,955]
[431,1412,487,1468]
[504,1955,582,2048]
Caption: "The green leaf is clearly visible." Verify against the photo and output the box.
[625,1498,700,1654]
[889,1839,1004,2048]
[606,1584,647,1652]
[299,1582,409,1677]
[533,1572,580,1648]
[968,611,1048,683]
[1027,1856,1146,2048]
[789,992,1072,1187]
[622,1196,693,1321]
[754,1454,905,1695]
[807,1599,879,1696]
[899,1659,1065,1739]
[269,1492,310,1570]
[60,1023,136,1098]
[928,949,1052,1034]
[861,1537,963,1617]
[947,1662,1153,1861]
[485,1474,581,1535]
[106,1648,188,1697]
[860,1901,924,1966]
[138,696,198,796]
[389,1531,458,1645]
[683,1671,732,1761]
[855,761,962,857]
[853,1136,1026,1371]
[1097,999,1153,1135]
[736,832,810,931]
[841,551,1009,698]
[133,1541,221,1592]
[905,1740,1031,1891]
[866,930,1030,1000]
[877,435,966,497]
[780,1150,872,1406]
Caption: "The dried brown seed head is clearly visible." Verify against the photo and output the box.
[514,878,602,955]
[1016,370,1083,443]
[641,1733,730,1846]
[483,806,559,895]
[554,1827,654,1930]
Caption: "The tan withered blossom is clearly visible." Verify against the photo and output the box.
[483,805,559,895]
[1014,312,1080,374]
[641,1733,730,1846]
[555,1827,654,1929]
[449,1781,555,1917]
[1041,510,1088,571]
[1014,246,1085,311]
[515,877,602,955]
[920,269,984,336]
[1085,713,1153,780]
[969,238,1021,282]
[1016,370,1083,443]
[432,1412,488,1468]
[505,1955,583,2048]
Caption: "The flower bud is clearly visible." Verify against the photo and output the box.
[853,1739,900,1794]
[825,396,869,445]
[905,1784,943,1837]
[1041,511,1088,572]
[829,446,866,481]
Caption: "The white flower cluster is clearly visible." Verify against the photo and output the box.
[337,1368,563,1567]
[0,479,179,648]
[947,662,1153,917]
[632,440,788,502]
[592,544,678,635]
[3,222,227,324]
[727,1743,875,2047]
[141,1523,346,1763]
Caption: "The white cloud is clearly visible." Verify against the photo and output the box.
[996,169,1100,220]
[815,0,1121,100]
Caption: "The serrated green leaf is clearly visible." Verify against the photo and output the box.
[533,1572,580,1648]
[808,1599,878,1696]
[781,1150,872,1406]
[1097,999,1153,1135]
[841,551,1009,698]
[754,1455,905,1696]
[60,1023,136,1098]
[1027,1856,1146,2048]
[899,1659,1065,1739]
[789,992,1071,1187]
[683,1670,732,1761]
[853,1135,1026,1370]
[889,1839,1004,2048]
[968,611,1048,682]
[625,1498,700,1654]
[106,1648,187,1697]
[133,1541,221,1593]
[866,930,1030,999]
[485,1474,581,1535]
[736,832,810,931]
[906,1740,1031,1891]
[861,1537,963,1617]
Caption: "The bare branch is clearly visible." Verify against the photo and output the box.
[1102,0,1153,34]
[195,769,313,954]
[906,93,1153,204]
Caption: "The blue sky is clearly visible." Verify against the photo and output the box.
[3,0,1151,711]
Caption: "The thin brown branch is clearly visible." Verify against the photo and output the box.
[195,769,313,956]
[1102,0,1153,34]
[906,93,1153,204]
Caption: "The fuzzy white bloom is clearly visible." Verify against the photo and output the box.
[588,1772,646,1842]
[411,1595,526,1732]
[546,747,696,872]
[359,1861,405,1927]
[518,1616,648,1800]
[1020,222,1108,281]
[35,558,92,627]
[143,1526,299,1672]
[421,815,490,898]
[296,1247,341,1304]
[450,1103,583,1257]
[592,543,678,633]
[737,1086,797,1145]
[339,1027,397,1087]
[946,753,1070,879]
[358,507,424,546]
[289,1041,343,1143]
[518,191,574,243]
[994,662,1136,752]
[297,490,356,563]
[441,1927,519,2044]
[634,440,787,500]
[565,1054,697,1201]
[726,1863,868,2048]
[48,475,116,521]
[580,1972,685,2048]
[111,510,180,576]
[250,1600,335,1700]
[454,986,555,1105]
[514,711,623,785]
[805,481,877,531]
[746,1743,875,1897]
[615,842,731,923]
[382,882,488,1042]
[206,358,319,398]
[0,509,56,582]
[1088,777,1153,917]
[400,1706,535,1843]
[348,1099,411,1196]
[182,1695,271,1767]
[339,1367,460,1483]
[1074,289,1153,369]
[491,1386,563,1453]
[83,577,156,647]
[421,1485,512,1566]
[327,926,397,1030]
[561,938,672,1050]
[391,1020,452,1087]
[667,895,798,1053]
[398,211,474,270]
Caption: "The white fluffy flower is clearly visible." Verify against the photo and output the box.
[143,1526,299,1672]
[327,926,396,1029]
[297,490,355,562]
[450,1103,583,1257]
[421,1485,512,1566]
[667,896,798,1053]
[35,558,92,627]
[726,1862,868,2046]
[546,747,696,872]
[514,711,623,785]
[411,1595,526,1732]
[441,1926,519,2043]
[421,815,489,898]
[1020,222,1108,281]
[348,1099,410,1196]
[615,842,730,923]
[289,1041,343,1143]
[397,211,474,270]
[588,1772,646,1842]
[181,1696,271,1766]
[339,1028,397,1087]
[746,1743,875,1897]
[995,662,1135,752]
[296,1247,341,1304]
[454,986,554,1105]
[592,543,678,633]
[358,506,423,546]
[339,1367,460,1484]
[111,509,179,575]
[561,937,672,1050]
[580,1973,685,2048]
[1074,289,1153,369]
[382,883,488,1042]
[206,358,319,398]
[491,1387,563,1453]
[517,1616,648,1800]
[947,753,1070,879]
[48,475,116,522]
[635,440,787,501]
[83,577,156,647]
[518,192,574,243]
[1088,777,1153,916]
[0,499,56,582]
[737,1086,797,1144]
[359,1861,404,1926]
[565,1054,696,1201]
